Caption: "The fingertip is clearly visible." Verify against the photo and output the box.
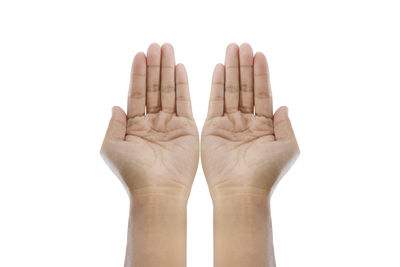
[274,106,288,118]
[112,106,126,116]
[213,64,225,80]
[161,43,175,66]
[105,106,127,141]
[146,44,161,62]
[133,52,146,67]
[273,106,296,141]
[132,52,146,74]
[240,43,253,57]
[240,42,253,51]
[215,63,224,72]
[176,63,186,71]
[280,106,289,116]
[111,106,118,116]
[254,51,266,57]
[226,43,239,50]
[254,52,269,76]
[148,43,160,52]
[162,42,173,47]
[284,106,289,115]
[161,43,174,52]
[226,43,239,58]
[254,52,267,62]
[134,52,146,59]
[176,64,188,82]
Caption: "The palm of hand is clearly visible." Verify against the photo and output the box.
[118,113,198,192]
[202,113,296,194]
[202,44,299,196]
[101,44,199,197]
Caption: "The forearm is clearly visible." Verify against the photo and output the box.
[213,190,275,267]
[125,192,188,267]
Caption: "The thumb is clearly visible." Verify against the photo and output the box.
[273,106,296,141]
[104,106,127,141]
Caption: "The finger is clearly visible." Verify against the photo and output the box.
[175,64,193,119]
[146,43,161,113]
[273,106,297,141]
[127,52,146,118]
[254,52,273,118]
[160,43,176,114]
[239,43,254,113]
[104,106,127,141]
[207,64,225,119]
[224,43,240,113]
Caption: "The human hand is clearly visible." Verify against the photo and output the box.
[101,43,199,200]
[201,43,299,199]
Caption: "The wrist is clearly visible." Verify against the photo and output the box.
[212,190,270,215]
[130,189,189,212]
[212,192,275,267]
[126,183,192,202]
[126,191,188,267]
[212,186,272,234]
[209,182,272,204]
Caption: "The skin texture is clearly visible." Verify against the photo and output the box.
[201,43,300,267]
[101,42,299,267]
[101,43,199,267]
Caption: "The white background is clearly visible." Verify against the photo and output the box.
[1,0,399,266]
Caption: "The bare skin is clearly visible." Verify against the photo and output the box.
[101,43,199,267]
[101,42,299,267]
[201,43,299,267]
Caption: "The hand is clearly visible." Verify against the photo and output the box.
[101,43,199,199]
[201,43,299,198]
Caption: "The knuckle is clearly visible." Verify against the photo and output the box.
[240,83,253,91]
[129,91,145,99]
[225,84,240,92]
[176,95,190,102]
[255,91,271,99]
[161,84,175,92]
[210,95,224,102]
[148,83,159,92]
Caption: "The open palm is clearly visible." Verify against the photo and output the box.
[101,44,198,197]
[202,44,299,197]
